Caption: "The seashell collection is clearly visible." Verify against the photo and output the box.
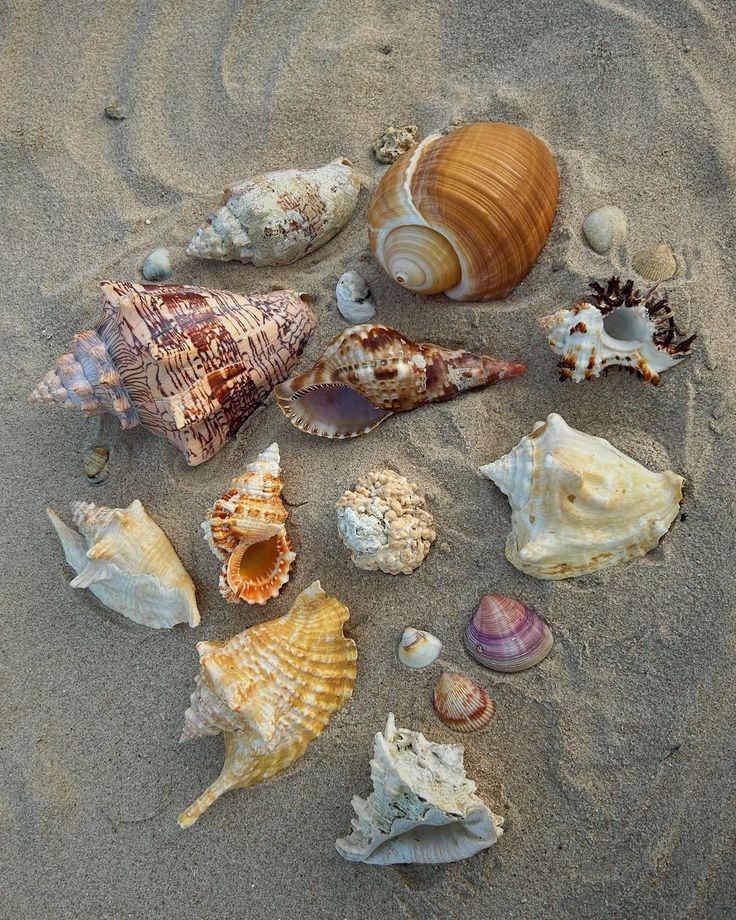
[335,714,504,864]
[541,276,695,384]
[202,443,295,605]
[36,119,697,857]
[30,282,317,465]
[275,323,526,438]
[335,469,436,574]
[188,159,360,265]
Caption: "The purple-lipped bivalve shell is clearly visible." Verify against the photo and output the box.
[465,594,553,673]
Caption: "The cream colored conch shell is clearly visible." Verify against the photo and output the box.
[335,469,436,574]
[541,277,695,384]
[48,501,200,628]
[368,122,559,301]
[275,324,526,439]
[480,413,684,579]
[178,580,357,828]
[188,158,360,265]
[335,714,504,865]
[29,283,317,465]
[201,443,295,605]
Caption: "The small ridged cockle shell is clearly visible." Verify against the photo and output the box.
[432,672,496,733]
[368,122,559,301]
[335,714,504,864]
[631,244,677,282]
[335,470,436,575]
[465,594,552,672]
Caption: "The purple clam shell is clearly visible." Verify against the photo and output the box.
[464,594,552,673]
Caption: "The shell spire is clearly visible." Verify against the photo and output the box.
[201,443,295,605]
[177,580,357,828]
[29,282,317,465]
[275,324,526,438]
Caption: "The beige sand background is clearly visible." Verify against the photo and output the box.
[2,1,735,917]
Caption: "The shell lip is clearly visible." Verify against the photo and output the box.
[276,381,393,439]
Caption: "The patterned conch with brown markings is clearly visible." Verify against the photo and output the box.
[29,282,317,465]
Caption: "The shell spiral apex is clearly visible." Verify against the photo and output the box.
[541,277,695,384]
[48,500,199,629]
[178,580,356,828]
[368,122,559,301]
[188,158,360,266]
[201,442,294,605]
[335,714,504,864]
[29,282,317,465]
[275,323,526,439]
[480,412,684,579]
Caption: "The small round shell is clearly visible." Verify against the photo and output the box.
[631,244,677,282]
[432,672,496,733]
[398,627,442,669]
[336,470,436,575]
[336,272,376,323]
[142,248,172,282]
[465,594,552,672]
[582,205,628,254]
[84,446,109,484]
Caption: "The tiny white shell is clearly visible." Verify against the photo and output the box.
[582,206,628,254]
[398,627,442,669]
[142,248,172,282]
[336,272,376,323]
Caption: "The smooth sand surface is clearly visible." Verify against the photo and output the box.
[2,1,735,917]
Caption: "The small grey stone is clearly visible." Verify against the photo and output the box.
[142,248,172,282]
[104,101,126,121]
[582,205,628,254]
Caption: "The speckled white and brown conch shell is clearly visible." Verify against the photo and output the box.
[29,282,317,465]
[275,324,526,438]
[480,413,684,579]
[541,277,695,384]
[335,469,436,574]
[178,580,356,828]
[368,122,559,301]
[202,443,294,605]
[335,713,504,864]
[188,159,360,265]
[48,500,199,628]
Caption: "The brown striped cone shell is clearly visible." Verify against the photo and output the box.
[368,122,559,301]
[201,443,295,606]
[274,324,526,438]
[177,580,357,828]
[29,282,317,466]
[432,672,496,733]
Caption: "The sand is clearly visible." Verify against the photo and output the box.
[2,0,735,917]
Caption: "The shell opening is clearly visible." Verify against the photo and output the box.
[382,225,461,294]
[286,384,392,438]
[228,534,283,586]
[602,307,651,345]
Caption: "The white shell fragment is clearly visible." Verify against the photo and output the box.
[371,124,419,164]
[336,271,376,323]
[541,277,695,384]
[48,500,200,628]
[335,713,504,865]
[142,247,172,282]
[582,205,628,254]
[188,159,360,266]
[398,627,442,669]
[335,470,436,574]
[480,413,684,580]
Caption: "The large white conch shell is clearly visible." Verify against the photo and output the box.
[480,413,684,579]
[48,501,200,628]
[335,714,504,865]
[541,277,695,384]
[188,159,360,265]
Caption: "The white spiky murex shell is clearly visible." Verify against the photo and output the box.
[48,500,200,628]
[541,277,695,384]
[201,443,295,605]
[335,469,436,574]
[188,158,360,265]
[178,580,357,828]
[480,413,684,579]
[335,714,504,864]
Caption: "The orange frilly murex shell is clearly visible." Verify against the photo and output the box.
[177,580,357,828]
[202,443,295,605]
[368,122,559,301]
[274,324,526,438]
